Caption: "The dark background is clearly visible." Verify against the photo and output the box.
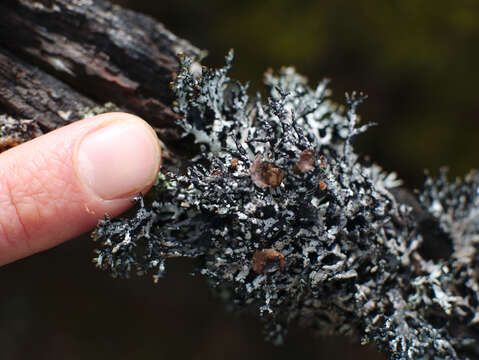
[1,1,478,359]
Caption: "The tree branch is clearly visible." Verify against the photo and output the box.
[0,0,198,140]
[2,2,479,360]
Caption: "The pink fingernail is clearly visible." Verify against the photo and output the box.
[76,118,161,200]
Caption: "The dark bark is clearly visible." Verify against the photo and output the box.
[0,0,199,145]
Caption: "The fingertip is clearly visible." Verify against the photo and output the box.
[75,112,162,200]
[0,112,162,265]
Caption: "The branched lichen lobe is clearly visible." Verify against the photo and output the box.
[91,51,479,359]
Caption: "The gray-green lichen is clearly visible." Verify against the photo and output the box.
[78,102,121,119]
[91,51,479,360]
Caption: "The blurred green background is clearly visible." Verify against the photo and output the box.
[2,1,479,359]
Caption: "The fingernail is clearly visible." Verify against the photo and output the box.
[76,118,161,200]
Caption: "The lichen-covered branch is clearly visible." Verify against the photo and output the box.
[91,52,479,359]
[1,1,478,359]
[0,0,198,143]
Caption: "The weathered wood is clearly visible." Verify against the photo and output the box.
[0,0,199,143]
[0,48,98,132]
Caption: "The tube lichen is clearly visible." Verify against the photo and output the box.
[91,51,479,359]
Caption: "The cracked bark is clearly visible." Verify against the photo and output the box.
[0,0,199,149]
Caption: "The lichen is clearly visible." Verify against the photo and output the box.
[0,115,41,153]
[78,102,121,119]
[91,51,479,359]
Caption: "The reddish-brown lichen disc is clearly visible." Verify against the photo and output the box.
[319,155,327,169]
[319,180,327,191]
[250,154,284,188]
[210,168,222,177]
[230,158,239,168]
[252,249,285,274]
[296,149,315,173]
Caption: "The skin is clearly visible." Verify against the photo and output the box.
[0,113,162,266]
